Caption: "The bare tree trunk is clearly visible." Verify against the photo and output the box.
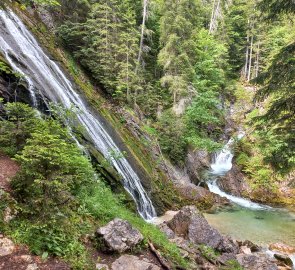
[209,0,216,33]
[136,0,148,73]
[244,20,250,79]
[126,44,130,102]
[255,41,260,78]
[247,34,254,82]
[209,0,221,34]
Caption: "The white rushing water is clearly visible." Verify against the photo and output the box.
[208,133,270,210]
[0,9,156,220]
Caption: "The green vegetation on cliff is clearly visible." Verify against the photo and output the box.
[0,102,187,269]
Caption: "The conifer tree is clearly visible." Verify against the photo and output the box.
[158,0,199,105]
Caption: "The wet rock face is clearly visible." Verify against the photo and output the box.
[166,206,238,253]
[0,73,32,105]
[274,254,293,267]
[217,163,250,197]
[111,255,160,270]
[185,149,210,185]
[237,254,278,270]
[175,184,216,208]
[96,219,143,253]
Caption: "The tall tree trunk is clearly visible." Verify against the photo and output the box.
[134,0,148,106]
[255,41,260,78]
[247,34,254,82]
[126,44,130,103]
[244,20,250,79]
[209,0,221,34]
[209,0,216,33]
[136,0,148,72]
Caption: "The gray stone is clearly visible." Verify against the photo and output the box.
[167,206,224,250]
[158,223,175,239]
[96,263,110,270]
[111,255,160,270]
[218,164,250,197]
[217,253,237,265]
[0,237,15,257]
[96,219,143,253]
[240,246,252,255]
[26,263,39,270]
[237,254,278,270]
[185,149,210,185]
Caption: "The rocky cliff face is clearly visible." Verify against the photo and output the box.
[217,163,250,197]
[0,67,32,105]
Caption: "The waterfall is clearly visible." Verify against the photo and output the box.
[0,9,156,220]
[208,133,270,210]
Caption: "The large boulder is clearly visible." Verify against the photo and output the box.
[237,254,278,270]
[176,184,216,208]
[111,255,160,270]
[185,149,210,185]
[0,236,15,257]
[166,206,238,253]
[96,219,143,253]
[218,164,250,197]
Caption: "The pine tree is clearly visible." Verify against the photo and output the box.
[158,0,199,105]
[59,0,140,102]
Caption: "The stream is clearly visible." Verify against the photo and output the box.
[204,135,295,263]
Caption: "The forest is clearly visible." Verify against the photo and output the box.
[0,0,294,269]
[55,0,295,172]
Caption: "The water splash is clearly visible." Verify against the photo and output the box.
[208,132,270,210]
[0,9,156,220]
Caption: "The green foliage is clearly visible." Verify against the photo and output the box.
[7,216,92,269]
[158,0,201,104]
[0,102,39,156]
[185,91,223,152]
[0,102,187,269]
[157,110,187,166]
[220,259,244,270]
[254,2,295,173]
[0,60,12,75]
[12,120,95,217]
[58,0,140,101]
[79,180,188,268]
[21,0,60,6]
[194,29,227,93]
[224,0,249,77]
[258,0,295,20]
[198,244,219,261]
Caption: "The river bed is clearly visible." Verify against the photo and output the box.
[206,134,295,249]
[205,206,295,247]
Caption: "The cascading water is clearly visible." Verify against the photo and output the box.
[205,134,295,259]
[208,133,269,210]
[0,9,156,220]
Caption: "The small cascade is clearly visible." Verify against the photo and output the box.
[210,138,235,175]
[0,9,156,220]
[208,133,270,210]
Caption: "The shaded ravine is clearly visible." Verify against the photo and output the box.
[204,135,295,251]
[0,9,156,220]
